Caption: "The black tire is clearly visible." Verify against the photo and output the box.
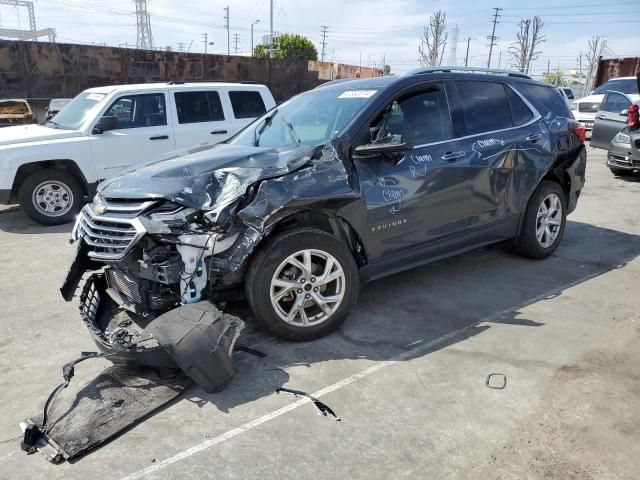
[246,228,359,341]
[17,169,84,225]
[513,180,567,259]
[609,167,634,177]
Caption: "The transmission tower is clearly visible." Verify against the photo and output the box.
[135,0,154,50]
[486,7,502,68]
[448,24,459,66]
[233,33,239,54]
[0,0,56,41]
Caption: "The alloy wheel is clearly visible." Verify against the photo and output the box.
[536,192,563,248]
[270,249,346,327]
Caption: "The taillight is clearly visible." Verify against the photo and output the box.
[573,124,586,144]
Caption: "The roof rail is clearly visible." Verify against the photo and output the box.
[144,80,261,85]
[405,66,532,80]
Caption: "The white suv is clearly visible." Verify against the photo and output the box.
[0,81,276,225]
[571,76,639,132]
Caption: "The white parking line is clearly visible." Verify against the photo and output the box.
[119,326,471,480]
[121,273,601,480]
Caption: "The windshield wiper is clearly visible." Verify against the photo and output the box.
[281,115,301,145]
[254,108,278,146]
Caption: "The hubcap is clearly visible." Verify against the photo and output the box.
[270,249,346,327]
[32,181,73,217]
[536,193,563,248]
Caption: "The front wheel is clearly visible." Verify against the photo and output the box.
[246,228,359,341]
[513,180,567,259]
[18,169,83,225]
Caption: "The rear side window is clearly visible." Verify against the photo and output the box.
[600,92,632,113]
[455,81,513,135]
[516,83,572,119]
[175,91,224,124]
[563,88,574,100]
[229,91,267,119]
[505,87,534,126]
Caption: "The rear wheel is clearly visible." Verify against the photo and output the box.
[609,167,635,177]
[17,169,83,225]
[513,180,567,259]
[246,228,359,341]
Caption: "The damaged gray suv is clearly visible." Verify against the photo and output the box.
[62,67,587,348]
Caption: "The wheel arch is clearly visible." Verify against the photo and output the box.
[264,209,368,268]
[11,159,90,202]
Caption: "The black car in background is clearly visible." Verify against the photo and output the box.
[64,67,587,352]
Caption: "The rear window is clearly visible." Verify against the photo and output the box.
[229,91,267,119]
[505,87,534,126]
[455,81,513,135]
[516,83,572,119]
[562,88,575,100]
[593,79,638,95]
[175,91,225,124]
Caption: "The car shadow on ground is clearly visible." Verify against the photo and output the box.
[187,219,640,413]
[34,219,640,462]
[0,207,73,235]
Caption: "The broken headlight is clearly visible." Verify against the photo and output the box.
[139,202,198,234]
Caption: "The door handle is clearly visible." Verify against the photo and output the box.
[595,115,606,120]
[441,151,465,161]
[149,135,169,140]
[526,133,543,142]
[211,129,228,135]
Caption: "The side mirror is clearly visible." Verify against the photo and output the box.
[355,134,413,155]
[92,115,118,134]
[620,109,628,117]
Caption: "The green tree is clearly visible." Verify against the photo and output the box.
[254,34,318,61]
[543,70,564,86]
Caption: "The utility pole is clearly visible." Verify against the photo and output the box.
[224,6,230,55]
[233,33,239,54]
[320,25,329,62]
[178,42,185,53]
[497,50,502,69]
[464,37,471,67]
[486,7,502,69]
[202,33,208,54]
[251,19,260,56]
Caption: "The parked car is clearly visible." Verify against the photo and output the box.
[571,76,639,131]
[589,88,640,175]
[44,98,72,122]
[557,86,574,106]
[0,82,276,225]
[0,99,37,128]
[62,67,587,351]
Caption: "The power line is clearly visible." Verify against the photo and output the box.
[486,7,502,69]
[320,25,328,61]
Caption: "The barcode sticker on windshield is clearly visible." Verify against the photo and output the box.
[338,90,377,99]
[87,93,105,101]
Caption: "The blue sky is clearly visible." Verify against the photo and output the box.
[1,0,639,76]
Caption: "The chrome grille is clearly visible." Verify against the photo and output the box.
[72,199,153,261]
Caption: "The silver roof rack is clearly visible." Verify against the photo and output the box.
[405,66,532,80]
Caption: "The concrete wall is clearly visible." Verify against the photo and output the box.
[0,40,323,102]
[595,57,640,88]
[308,60,382,80]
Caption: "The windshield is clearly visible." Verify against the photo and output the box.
[50,92,106,129]
[49,99,71,110]
[593,79,638,95]
[230,86,379,148]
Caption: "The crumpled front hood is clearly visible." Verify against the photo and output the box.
[0,124,81,147]
[98,143,316,210]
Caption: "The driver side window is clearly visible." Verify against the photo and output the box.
[374,83,452,145]
[103,93,167,129]
[600,92,631,113]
